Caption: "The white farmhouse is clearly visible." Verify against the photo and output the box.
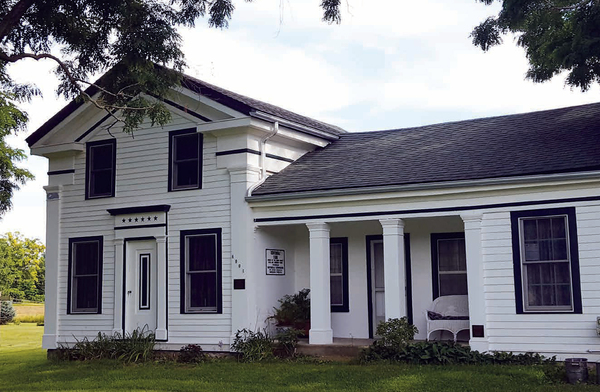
[27,73,600,359]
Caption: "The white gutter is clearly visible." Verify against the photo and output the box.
[247,122,279,196]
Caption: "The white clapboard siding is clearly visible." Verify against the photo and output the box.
[482,204,600,356]
[56,112,235,346]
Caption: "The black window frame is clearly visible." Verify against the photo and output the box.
[330,237,349,312]
[85,139,116,199]
[431,232,467,299]
[168,128,203,192]
[180,228,222,314]
[67,236,103,314]
[511,207,582,314]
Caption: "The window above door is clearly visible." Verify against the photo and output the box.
[168,128,203,192]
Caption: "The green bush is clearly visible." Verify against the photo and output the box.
[376,317,418,348]
[274,328,302,358]
[178,344,207,363]
[56,328,156,362]
[272,289,310,331]
[0,301,16,324]
[231,328,274,362]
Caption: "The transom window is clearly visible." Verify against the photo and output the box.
[86,139,116,199]
[169,129,202,191]
[512,208,582,313]
[68,237,103,314]
[181,229,222,313]
[432,233,467,298]
[330,237,349,312]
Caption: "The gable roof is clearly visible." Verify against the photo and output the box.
[26,73,344,147]
[252,102,600,197]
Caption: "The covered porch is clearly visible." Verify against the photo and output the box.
[253,214,488,351]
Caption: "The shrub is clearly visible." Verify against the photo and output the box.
[272,289,310,331]
[0,301,16,324]
[178,344,207,363]
[15,314,44,324]
[231,328,274,362]
[274,328,302,358]
[56,327,156,362]
[376,317,418,348]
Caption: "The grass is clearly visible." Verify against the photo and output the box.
[0,323,597,391]
[13,303,44,323]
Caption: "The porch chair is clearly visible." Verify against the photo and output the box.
[425,295,470,342]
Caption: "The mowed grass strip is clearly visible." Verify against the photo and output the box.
[0,324,596,391]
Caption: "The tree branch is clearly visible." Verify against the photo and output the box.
[0,0,36,41]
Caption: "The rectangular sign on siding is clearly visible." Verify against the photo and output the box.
[266,249,285,275]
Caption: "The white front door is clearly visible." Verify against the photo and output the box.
[371,239,386,331]
[125,240,157,334]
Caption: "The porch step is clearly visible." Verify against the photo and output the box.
[296,338,373,361]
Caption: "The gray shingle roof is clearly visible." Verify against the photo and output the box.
[252,102,600,196]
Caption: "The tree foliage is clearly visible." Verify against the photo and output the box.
[471,0,600,91]
[0,232,45,301]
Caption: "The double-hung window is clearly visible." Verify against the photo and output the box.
[86,139,116,199]
[68,236,103,314]
[180,229,222,313]
[511,208,582,313]
[169,129,202,191]
[431,233,467,298]
[330,237,349,312]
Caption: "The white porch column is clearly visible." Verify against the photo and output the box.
[112,238,124,335]
[42,186,61,349]
[155,235,168,340]
[306,222,333,344]
[379,218,406,320]
[461,213,489,352]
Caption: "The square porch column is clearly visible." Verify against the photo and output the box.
[306,222,333,344]
[379,218,406,320]
[461,213,489,352]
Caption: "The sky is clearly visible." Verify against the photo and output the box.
[2,0,600,243]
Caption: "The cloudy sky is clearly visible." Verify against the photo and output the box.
[2,0,599,242]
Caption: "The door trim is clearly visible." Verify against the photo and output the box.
[366,233,412,339]
[122,236,155,336]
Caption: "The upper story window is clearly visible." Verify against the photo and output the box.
[169,129,203,191]
[86,139,116,199]
[431,233,467,298]
[511,208,582,313]
[180,228,222,314]
[68,236,103,314]
[330,237,349,312]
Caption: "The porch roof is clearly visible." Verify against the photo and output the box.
[252,102,600,197]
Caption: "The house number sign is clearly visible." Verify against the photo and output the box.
[266,249,285,275]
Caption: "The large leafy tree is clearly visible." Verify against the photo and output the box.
[0,0,341,215]
[471,0,600,91]
[0,232,45,301]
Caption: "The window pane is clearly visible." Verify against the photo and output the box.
[439,274,468,296]
[556,284,572,306]
[527,264,541,284]
[527,284,541,307]
[91,170,112,196]
[538,240,552,261]
[538,218,552,239]
[524,241,540,261]
[330,243,342,274]
[552,217,566,239]
[74,276,98,310]
[374,242,384,288]
[189,272,216,309]
[91,144,113,170]
[74,242,98,275]
[554,263,571,284]
[330,275,343,305]
[188,235,216,271]
[438,239,465,272]
[174,134,199,160]
[175,161,198,187]
[140,256,149,309]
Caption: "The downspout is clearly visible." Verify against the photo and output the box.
[247,122,279,196]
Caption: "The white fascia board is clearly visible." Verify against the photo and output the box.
[247,170,600,207]
[31,142,85,156]
[175,86,245,118]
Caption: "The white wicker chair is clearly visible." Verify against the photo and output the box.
[426,295,470,342]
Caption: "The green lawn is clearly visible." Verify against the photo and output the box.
[0,323,596,391]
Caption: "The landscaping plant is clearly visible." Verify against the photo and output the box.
[231,328,274,362]
[271,289,310,334]
[178,344,207,364]
[0,300,15,324]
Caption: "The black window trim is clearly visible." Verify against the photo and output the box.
[431,232,466,300]
[180,228,222,314]
[67,236,103,314]
[511,207,582,314]
[168,128,203,192]
[85,138,116,199]
[330,237,349,313]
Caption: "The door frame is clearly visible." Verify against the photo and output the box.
[365,233,412,339]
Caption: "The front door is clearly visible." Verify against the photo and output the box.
[367,235,412,338]
[125,240,157,334]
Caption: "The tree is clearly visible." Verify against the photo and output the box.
[0,0,342,214]
[0,232,45,301]
[471,0,600,91]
